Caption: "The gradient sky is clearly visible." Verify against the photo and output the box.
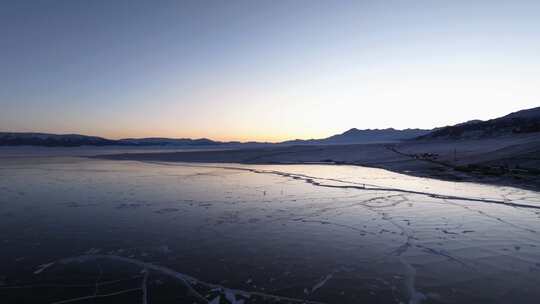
[1,0,539,141]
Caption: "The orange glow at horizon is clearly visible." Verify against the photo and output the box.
[92,130,333,143]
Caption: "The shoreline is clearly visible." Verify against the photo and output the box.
[94,139,540,192]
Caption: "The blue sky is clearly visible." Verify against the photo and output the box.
[1,0,539,141]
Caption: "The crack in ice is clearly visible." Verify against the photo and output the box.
[141,162,540,210]
[37,254,327,304]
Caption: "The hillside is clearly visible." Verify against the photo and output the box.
[282,128,431,145]
[418,107,540,140]
[0,133,115,147]
[2,107,538,147]
[0,128,431,147]
[0,133,225,147]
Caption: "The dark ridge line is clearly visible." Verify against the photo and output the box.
[135,161,540,210]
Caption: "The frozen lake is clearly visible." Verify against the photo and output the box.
[1,154,540,303]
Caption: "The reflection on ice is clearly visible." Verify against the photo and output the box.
[0,157,540,303]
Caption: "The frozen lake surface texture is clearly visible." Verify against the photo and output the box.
[1,153,540,304]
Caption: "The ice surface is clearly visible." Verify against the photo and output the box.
[0,155,539,303]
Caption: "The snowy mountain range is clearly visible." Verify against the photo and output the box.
[1,106,538,147]
[418,107,540,140]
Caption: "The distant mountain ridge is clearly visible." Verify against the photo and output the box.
[281,128,431,145]
[118,137,222,146]
[0,128,431,147]
[0,132,116,147]
[418,106,540,140]
[2,106,538,147]
[0,132,226,147]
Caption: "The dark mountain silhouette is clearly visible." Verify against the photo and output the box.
[2,107,538,147]
[0,133,225,147]
[118,137,222,146]
[0,133,116,147]
[418,107,540,140]
[0,129,432,147]
[281,128,431,145]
